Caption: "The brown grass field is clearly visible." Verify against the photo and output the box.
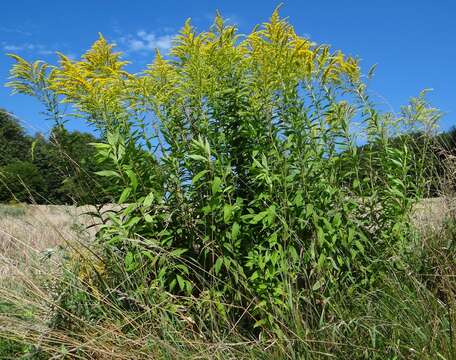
[0,198,454,271]
[0,204,102,278]
[0,199,455,358]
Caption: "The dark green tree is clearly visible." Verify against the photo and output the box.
[36,125,114,204]
[0,109,32,166]
[0,109,112,204]
[0,160,45,202]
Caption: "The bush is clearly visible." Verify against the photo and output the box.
[4,10,453,358]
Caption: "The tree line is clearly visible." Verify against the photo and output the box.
[0,109,113,204]
[1,107,455,205]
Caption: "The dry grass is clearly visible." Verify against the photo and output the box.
[0,204,101,278]
[0,200,454,359]
[0,198,453,288]
[413,197,456,233]
[0,198,452,260]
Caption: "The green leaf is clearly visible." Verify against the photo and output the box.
[293,191,303,207]
[30,139,38,160]
[289,245,298,261]
[119,187,132,203]
[214,257,223,274]
[211,176,222,194]
[347,227,355,244]
[317,253,326,269]
[95,170,121,178]
[176,274,185,291]
[89,142,110,150]
[192,170,209,184]
[188,154,207,162]
[312,277,325,291]
[231,222,240,240]
[250,211,267,224]
[268,232,278,246]
[170,248,188,257]
[354,240,365,255]
[186,281,193,294]
[223,204,233,223]
[223,257,231,271]
[143,192,154,207]
[123,203,137,216]
[125,216,140,227]
[175,264,189,275]
[317,227,325,244]
[125,169,138,190]
[306,203,314,217]
[266,205,276,225]
[107,131,119,146]
[169,278,177,291]
[125,252,135,271]
[253,319,267,328]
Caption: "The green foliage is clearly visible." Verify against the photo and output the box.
[0,301,46,359]
[0,160,46,202]
[0,109,32,166]
[5,9,453,358]
[0,111,113,204]
[32,125,115,204]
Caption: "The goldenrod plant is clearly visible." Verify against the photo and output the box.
[2,9,453,359]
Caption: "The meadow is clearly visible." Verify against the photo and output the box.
[0,199,454,358]
[0,10,455,359]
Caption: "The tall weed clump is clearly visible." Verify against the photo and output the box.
[5,10,449,357]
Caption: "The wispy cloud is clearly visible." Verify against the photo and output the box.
[3,44,23,51]
[2,42,54,55]
[118,30,176,55]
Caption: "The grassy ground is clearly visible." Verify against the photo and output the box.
[0,200,455,359]
[0,198,450,268]
[0,204,102,358]
[0,204,99,278]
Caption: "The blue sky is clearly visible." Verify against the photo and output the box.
[1,0,455,135]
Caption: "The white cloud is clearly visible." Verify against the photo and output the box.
[2,42,54,55]
[119,30,176,54]
[37,49,54,55]
[3,44,22,51]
